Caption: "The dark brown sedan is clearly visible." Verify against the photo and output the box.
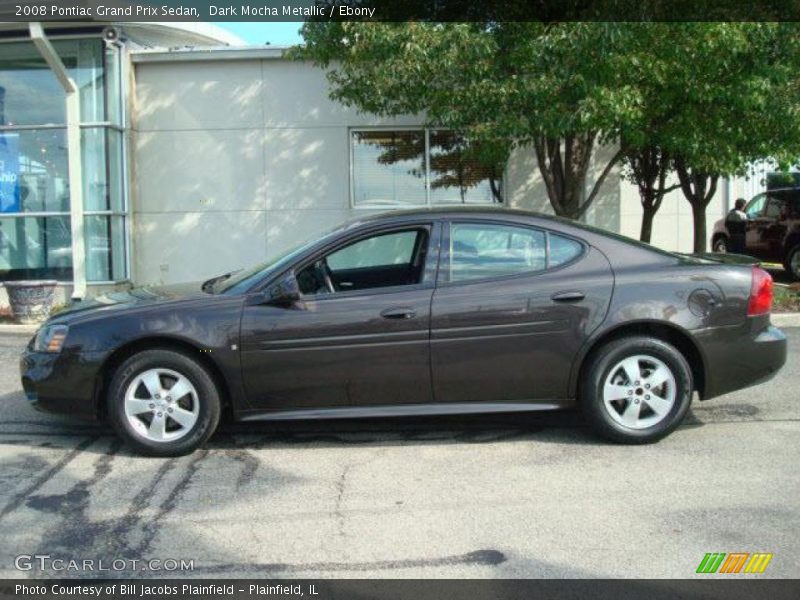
[21,208,787,456]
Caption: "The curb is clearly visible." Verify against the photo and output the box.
[771,312,800,328]
[0,323,38,334]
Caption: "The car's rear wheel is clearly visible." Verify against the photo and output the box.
[712,235,728,253]
[108,349,220,456]
[581,336,693,444]
[784,244,800,281]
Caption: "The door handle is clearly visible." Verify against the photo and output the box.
[552,291,585,302]
[380,307,416,320]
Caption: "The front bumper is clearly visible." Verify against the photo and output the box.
[696,322,787,400]
[20,347,103,420]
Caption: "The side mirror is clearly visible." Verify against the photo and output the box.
[266,273,301,306]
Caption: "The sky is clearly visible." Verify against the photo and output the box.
[216,22,304,46]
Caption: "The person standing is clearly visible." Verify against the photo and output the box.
[725,198,748,254]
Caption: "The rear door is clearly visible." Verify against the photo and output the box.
[430,219,614,404]
[762,192,790,261]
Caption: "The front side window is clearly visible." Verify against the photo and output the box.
[746,194,766,218]
[297,228,429,295]
[351,128,503,207]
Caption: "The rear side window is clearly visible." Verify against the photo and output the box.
[764,195,784,219]
[790,191,800,217]
[448,223,585,282]
[449,223,547,282]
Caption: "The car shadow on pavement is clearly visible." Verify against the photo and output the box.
[0,388,607,454]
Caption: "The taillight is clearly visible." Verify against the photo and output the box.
[747,266,774,316]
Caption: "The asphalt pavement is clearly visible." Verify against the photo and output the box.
[0,328,797,579]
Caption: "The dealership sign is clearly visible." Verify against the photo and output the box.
[0,132,20,213]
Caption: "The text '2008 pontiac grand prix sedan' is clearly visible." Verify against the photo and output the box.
[20,208,787,456]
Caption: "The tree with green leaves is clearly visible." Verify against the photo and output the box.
[620,23,800,250]
[297,22,800,251]
[295,22,643,219]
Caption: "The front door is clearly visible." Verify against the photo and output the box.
[744,193,769,258]
[240,223,439,412]
[430,220,613,404]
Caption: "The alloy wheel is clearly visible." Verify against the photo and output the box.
[124,368,199,442]
[602,354,677,430]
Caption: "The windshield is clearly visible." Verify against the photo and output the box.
[213,239,316,295]
[213,225,347,294]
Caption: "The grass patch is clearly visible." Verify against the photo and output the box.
[774,284,800,313]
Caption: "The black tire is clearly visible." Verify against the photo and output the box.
[783,244,800,281]
[580,336,693,444]
[107,349,221,457]
[712,235,728,253]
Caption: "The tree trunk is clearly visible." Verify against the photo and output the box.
[691,202,707,254]
[624,145,674,244]
[640,205,657,244]
[534,133,623,220]
[674,157,719,254]
[489,176,503,203]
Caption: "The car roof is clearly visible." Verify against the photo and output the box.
[352,205,571,226]
[758,187,800,195]
[334,205,680,260]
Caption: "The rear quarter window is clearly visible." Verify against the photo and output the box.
[548,234,584,267]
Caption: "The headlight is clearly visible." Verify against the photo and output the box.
[34,324,69,353]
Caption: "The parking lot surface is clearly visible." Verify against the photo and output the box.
[0,328,797,578]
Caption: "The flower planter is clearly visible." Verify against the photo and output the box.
[2,280,58,324]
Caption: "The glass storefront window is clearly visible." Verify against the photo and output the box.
[0,40,105,126]
[81,127,124,212]
[0,129,69,213]
[105,45,123,126]
[0,42,65,126]
[0,216,72,281]
[85,215,125,282]
[53,39,105,123]
[1,35,127,284]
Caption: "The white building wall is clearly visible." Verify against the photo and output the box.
[617,176,729,254]
[132,57,421,285]
[130,53,728,285]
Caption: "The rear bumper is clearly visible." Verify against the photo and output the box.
[19,349,102,420]
[696,321,787,400]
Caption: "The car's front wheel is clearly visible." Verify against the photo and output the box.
[107,349,221,456]
[712,235,728,253]
[581,336,693,444]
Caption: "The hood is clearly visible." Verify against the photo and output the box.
[50,281,208,321]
